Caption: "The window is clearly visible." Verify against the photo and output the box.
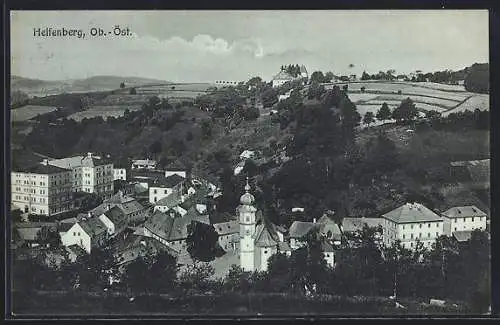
[411,225,414,229]
[472,217,475,222]
[428,223,431,228]
[428,233,430,238]
[78,232,80,236]
[164,190,168,194]
[403,225,405,230]
[403,234,405,239]
[411,234,414,239]
[419,233,422,238]
[154,189,157,194]
[419,224,422,229]
[454,227,457,231]
[73,232,76,236]
[410,242,413,248]
[455,219,457,223]
[264,250,268,254]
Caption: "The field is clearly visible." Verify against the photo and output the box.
[326,81,489,119]
[11,105,58,122]
[64,83,215,121]
[442,94,490,117]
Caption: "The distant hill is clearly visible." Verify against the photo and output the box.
[11,75,171,97]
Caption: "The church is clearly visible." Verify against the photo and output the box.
[237,179,287,272]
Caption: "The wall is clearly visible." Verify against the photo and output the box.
[444,215,487,235]
[149,186,173,204]
[395,221,444,250]
[61,223,91,254]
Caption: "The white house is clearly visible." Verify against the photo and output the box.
[98,206,128,237]
[271,70,295,88]
[165,170,187,179]
[148,174,186,204]
[240,150,256,160]
[113,168,127,181]
[382,202,444,250]
[278,91,292,102]
[60,216,108,254]
[131,159,157,170]
[441,206,487,236]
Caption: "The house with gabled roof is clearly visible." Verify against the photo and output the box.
[149,174,186,204]
[60,216,108,254]
[90,191,148,225]
[98,206,128,237]
[381,202,444,250]
[441,205,487,236]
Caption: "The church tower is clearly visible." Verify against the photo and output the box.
[238,178,257,272]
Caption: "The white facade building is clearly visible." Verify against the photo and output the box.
[113,168,127,181]
[165,170,187,179]
[148,174,185,204]
[441,206,487,236]
[131,159,157,170]
[11,163,74,216]
[382,202,444,250]
[44,153,114,199]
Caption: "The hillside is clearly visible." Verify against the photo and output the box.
[11,75,170,97]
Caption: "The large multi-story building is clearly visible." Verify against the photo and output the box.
[148,174,186,204]
[441,205,488,236]
[11,163,74,216]
[382,202,445,250]
[43,152,114,199]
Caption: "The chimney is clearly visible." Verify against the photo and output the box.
[313,218,317,224]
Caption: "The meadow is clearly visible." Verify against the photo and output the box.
[11,105,58,122]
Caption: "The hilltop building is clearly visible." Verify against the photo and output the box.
[11,162,74,216]
[131,159,157,170]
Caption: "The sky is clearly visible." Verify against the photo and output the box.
[11,10,489,83]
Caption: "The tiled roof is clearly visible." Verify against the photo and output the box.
[288,221,320,239]
[184,207,210,225]
[144,211,174,241]
[155,191,183,208]
[17,163,70,174]
[382,203,443,224]
[16,227,40,242]
[152,174,186,188]
[45,154,111,169]
[453,230,473,242]
[213,221,239,236]
[103,206,127,230]
[278,241,292,252]
[58,223,74,233]
[317,214,336,225]
[342,217,384,233]
[79,217,108,239]
[442,206,487,219]
[132,159,157,166]
[254,223,279,247]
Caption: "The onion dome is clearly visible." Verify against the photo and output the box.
[240,177,255,205]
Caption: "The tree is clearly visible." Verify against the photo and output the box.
[360,86,366,93]
[75,247,118,290]
[149,252,178,293]
[35,225,61,248]
[244,106,260,120]
[363,111,375,126]
[310,71,326,84]
[261,87,278,108]
[12,209,23,223]
[129,87,137,95]
[122,257,151,294]
[266,253,293,292]
[178,261,216,293]
[307,82,326,100]
[149,140,163,158]
[376,102,392,121]
[392,98,418,123]
[186,131,194,142]
[361,71,371,81]
[120,82,125,89]
[186,221,223,262]
[324,72,334,82]
[201,120,212,138]
[464,63,489,94]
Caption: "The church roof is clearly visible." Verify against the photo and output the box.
[254,223,279,247]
